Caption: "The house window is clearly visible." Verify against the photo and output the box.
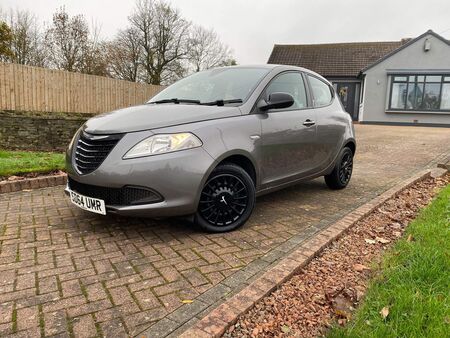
[389,75,450,112]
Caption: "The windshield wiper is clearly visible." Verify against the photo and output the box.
[200,99,243,106]
[149,98,243,106]
[149,98,201,105]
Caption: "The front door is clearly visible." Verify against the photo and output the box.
[259,72,317,188]
[336,83,356,119]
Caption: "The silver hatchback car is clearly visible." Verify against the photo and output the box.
[65,65,355,232]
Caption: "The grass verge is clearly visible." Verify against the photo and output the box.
[0,150,65,178]
[328,183,450,338]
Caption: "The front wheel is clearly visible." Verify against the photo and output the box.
[324,147,354,190]
[194,163,255,232]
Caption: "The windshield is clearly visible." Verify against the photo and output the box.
[149,67,270,105]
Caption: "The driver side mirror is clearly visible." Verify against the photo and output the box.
[257,92,294,112]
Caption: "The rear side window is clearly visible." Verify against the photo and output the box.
[265,72,308,109]
[308,75,333,107]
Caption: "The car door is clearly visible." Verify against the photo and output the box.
[306,74,344,172]
[258,71,318,188]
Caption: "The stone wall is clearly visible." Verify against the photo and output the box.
[0,110,94,152]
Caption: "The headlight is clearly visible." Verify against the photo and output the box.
[123,133,202,159]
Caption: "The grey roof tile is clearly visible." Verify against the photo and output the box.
[267,40,410,77]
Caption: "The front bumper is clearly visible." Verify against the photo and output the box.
[66,130,216,217]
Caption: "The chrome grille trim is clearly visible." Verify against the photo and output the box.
[74,131,123,174]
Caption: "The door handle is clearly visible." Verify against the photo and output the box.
[303,119,316,127]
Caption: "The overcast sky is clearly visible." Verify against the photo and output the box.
[1,0,450,64]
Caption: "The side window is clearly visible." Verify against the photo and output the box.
[265,72,308,109]
[308,75,333,107]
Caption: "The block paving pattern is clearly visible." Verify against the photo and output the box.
[0,125,449,337]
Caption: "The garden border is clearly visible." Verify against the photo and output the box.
[0,173,67,194]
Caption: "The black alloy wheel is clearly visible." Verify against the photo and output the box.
[324,147,354,190]
[339,151,353,185]
[195,164,255,232]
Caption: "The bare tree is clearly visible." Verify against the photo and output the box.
[82,42,109,76]
[4,9,47,66]
[81,21,109,76]
[108,2,236,84]
[188,25,234,72]
[1,1,236,81]
[45,7,89,72]
[107,27,141,81]
[129,0,190,85]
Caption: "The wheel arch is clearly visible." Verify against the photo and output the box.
[194,150,259,209]
[212,150,258,186]
[217,154,257,186]
[344,139,356,155]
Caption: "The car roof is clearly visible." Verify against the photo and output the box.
[219,64,302,71]
[217,64,328,82]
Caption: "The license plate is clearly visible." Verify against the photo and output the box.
[68,189,106,215]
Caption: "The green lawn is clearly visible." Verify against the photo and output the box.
[0,150,65,178]
[328,184,450,338]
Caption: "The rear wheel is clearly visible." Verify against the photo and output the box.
[195,164,255,232]
[324,147,353,190]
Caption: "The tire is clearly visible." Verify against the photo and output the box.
[194,163,256,232]
[324,147,354,190]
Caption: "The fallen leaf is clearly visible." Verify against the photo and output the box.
[391,222,402,229]
[181,299,193,304]
[380,306,389,319]
[407,234,414,242]
[365,239,376,244]
[393,231,402,238]
[353,263,370,272]
[356,289,365,301]
[281,324,291,333]
[376,237,390,244]
[332,295,353,319]
[338,318,346,326]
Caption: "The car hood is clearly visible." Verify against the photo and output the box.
[83,104,242,134]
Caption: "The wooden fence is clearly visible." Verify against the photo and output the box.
[0,62,164,114]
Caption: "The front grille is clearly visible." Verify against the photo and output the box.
[68,177,163,206]
[75,132,123,174]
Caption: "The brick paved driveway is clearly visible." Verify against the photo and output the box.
[0,125,449,338]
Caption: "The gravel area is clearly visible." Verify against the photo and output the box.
[225,174,449,338]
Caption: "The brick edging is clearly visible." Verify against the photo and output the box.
[179,169,435,338]
[0,173,67,194]
[437,155,450,170]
